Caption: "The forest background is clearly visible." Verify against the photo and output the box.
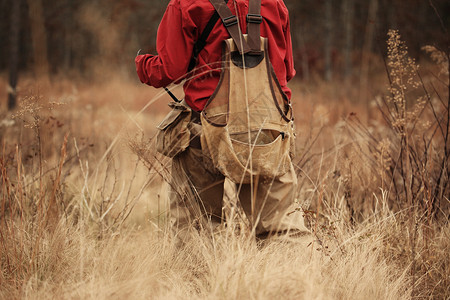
[1,0,449,95]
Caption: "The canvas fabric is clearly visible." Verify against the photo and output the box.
[168,139,309,237]
[155,100,192,158]
[200,37,295,184]
[162,0,308,239]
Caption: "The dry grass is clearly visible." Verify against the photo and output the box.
[0,207,416,299]
[0,32,449,299]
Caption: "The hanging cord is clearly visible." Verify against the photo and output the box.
[164,87,181,103]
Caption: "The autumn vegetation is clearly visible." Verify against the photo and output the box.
[1,0,449,299]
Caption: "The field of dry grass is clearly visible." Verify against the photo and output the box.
[1,32,449,299]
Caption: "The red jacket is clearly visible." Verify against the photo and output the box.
[135,0,296,112]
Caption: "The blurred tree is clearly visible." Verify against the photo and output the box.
[27,0,50,83]
[63,0,75,71]
[8,0,21,110]
[324,0,333,81]
[342,0,354,79]
[359,0,378,105]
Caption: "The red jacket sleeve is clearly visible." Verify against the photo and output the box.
[135,1,196,88]
[284,16,296,82]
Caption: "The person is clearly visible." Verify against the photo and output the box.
[135,0,310,240]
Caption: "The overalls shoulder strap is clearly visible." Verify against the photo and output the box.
[246,0,262,54]
[208,0,262,54]
[188,0,229,72]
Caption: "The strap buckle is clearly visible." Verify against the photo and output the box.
[246,14,262,24]
[223,15,238,27]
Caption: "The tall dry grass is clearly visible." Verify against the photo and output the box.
[0,31,449,299]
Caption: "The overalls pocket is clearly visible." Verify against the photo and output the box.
[156,101,192,157]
